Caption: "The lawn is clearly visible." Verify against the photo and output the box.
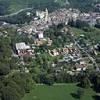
[22,84,96,100]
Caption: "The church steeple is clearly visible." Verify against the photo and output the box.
[45,8,49,22]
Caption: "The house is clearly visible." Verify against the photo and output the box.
[47,38,53,46]
[15,42,33,57]
[49,49,59,56]
[62,48,69,54]
[34,39,47,46]
[38,32,44,39]
[75,63,87,71]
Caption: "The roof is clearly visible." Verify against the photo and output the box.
[16,42,30,50]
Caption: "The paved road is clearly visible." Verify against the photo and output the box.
[0,7,33,18]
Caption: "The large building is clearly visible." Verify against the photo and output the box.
[15,42,33,57]
[36,8,49,22]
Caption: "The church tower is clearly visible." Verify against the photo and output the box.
[45,8,49,22]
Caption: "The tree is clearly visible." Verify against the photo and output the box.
[0,37,12,62]
[0,63,10,76]
[95,74,100,92]
[75,20,89,28]
[6,81,24,97]
[0,0,10,15]
[1,86,21,100]
[76,88,84,100]
[44,74,54,85]
[12,73,34,93]
[79,76,91,88]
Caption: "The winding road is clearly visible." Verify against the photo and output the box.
[0,7,33,18]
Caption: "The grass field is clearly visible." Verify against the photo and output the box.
[22,84,96,100]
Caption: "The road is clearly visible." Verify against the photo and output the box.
[0,7,33,18]
[70,30,99,69]
[76,41,98,68]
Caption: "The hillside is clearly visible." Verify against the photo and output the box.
[56,0,100,11]
[69,0,100,12]
[0,0,100,15]
[0,0,59,15]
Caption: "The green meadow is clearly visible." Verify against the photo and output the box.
[22,84,96,100]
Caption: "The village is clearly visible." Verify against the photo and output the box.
[0,7,99,74]
[0,1,100,100]
[17,7,100,35]
[7,7,99,74]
